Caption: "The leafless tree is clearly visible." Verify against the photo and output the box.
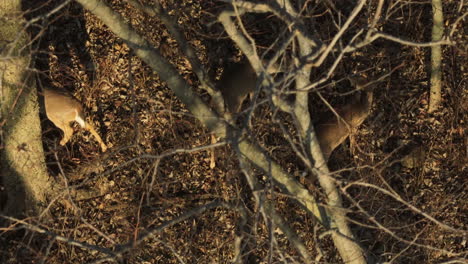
[1,0,466,263]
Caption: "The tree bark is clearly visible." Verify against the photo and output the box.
[428,0,443,113]
[0,0,52,216]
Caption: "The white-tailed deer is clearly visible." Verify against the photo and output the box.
[43,88,107,152]
[218,60,282,113]
[314,80,373,160]
[218,61,257,113]
[217,61,373,161]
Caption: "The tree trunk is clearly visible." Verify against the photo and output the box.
[0,0,53,216]
[428,0,443,113]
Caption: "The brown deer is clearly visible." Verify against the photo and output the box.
[43,88,107,152]
[217,61,373,161]
[218,60,283,113]
[209,61,277,168]
[218,61,257,113]
[314,79,373,160]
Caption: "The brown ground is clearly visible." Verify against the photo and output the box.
[1,0,466,263]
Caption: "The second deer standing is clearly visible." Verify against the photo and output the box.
[217,61,373,161]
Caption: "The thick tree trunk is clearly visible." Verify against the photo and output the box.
[428,0,443,113]
[0,0,52,216]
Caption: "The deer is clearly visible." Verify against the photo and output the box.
[42,88,108,152]
[218,61,258,113]
[218,60,284,113]
[313,79,373,160]
[215,60,374,162]
[209,60,277,168]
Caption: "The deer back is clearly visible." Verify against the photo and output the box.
[43,88,85,127]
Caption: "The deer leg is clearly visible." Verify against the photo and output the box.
[210,134,216,169]
[84,122,107,152]
[58,122,74,146]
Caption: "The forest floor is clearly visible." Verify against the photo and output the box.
[1,0,466,263]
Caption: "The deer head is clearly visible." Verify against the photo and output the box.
[43,88,107,152]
